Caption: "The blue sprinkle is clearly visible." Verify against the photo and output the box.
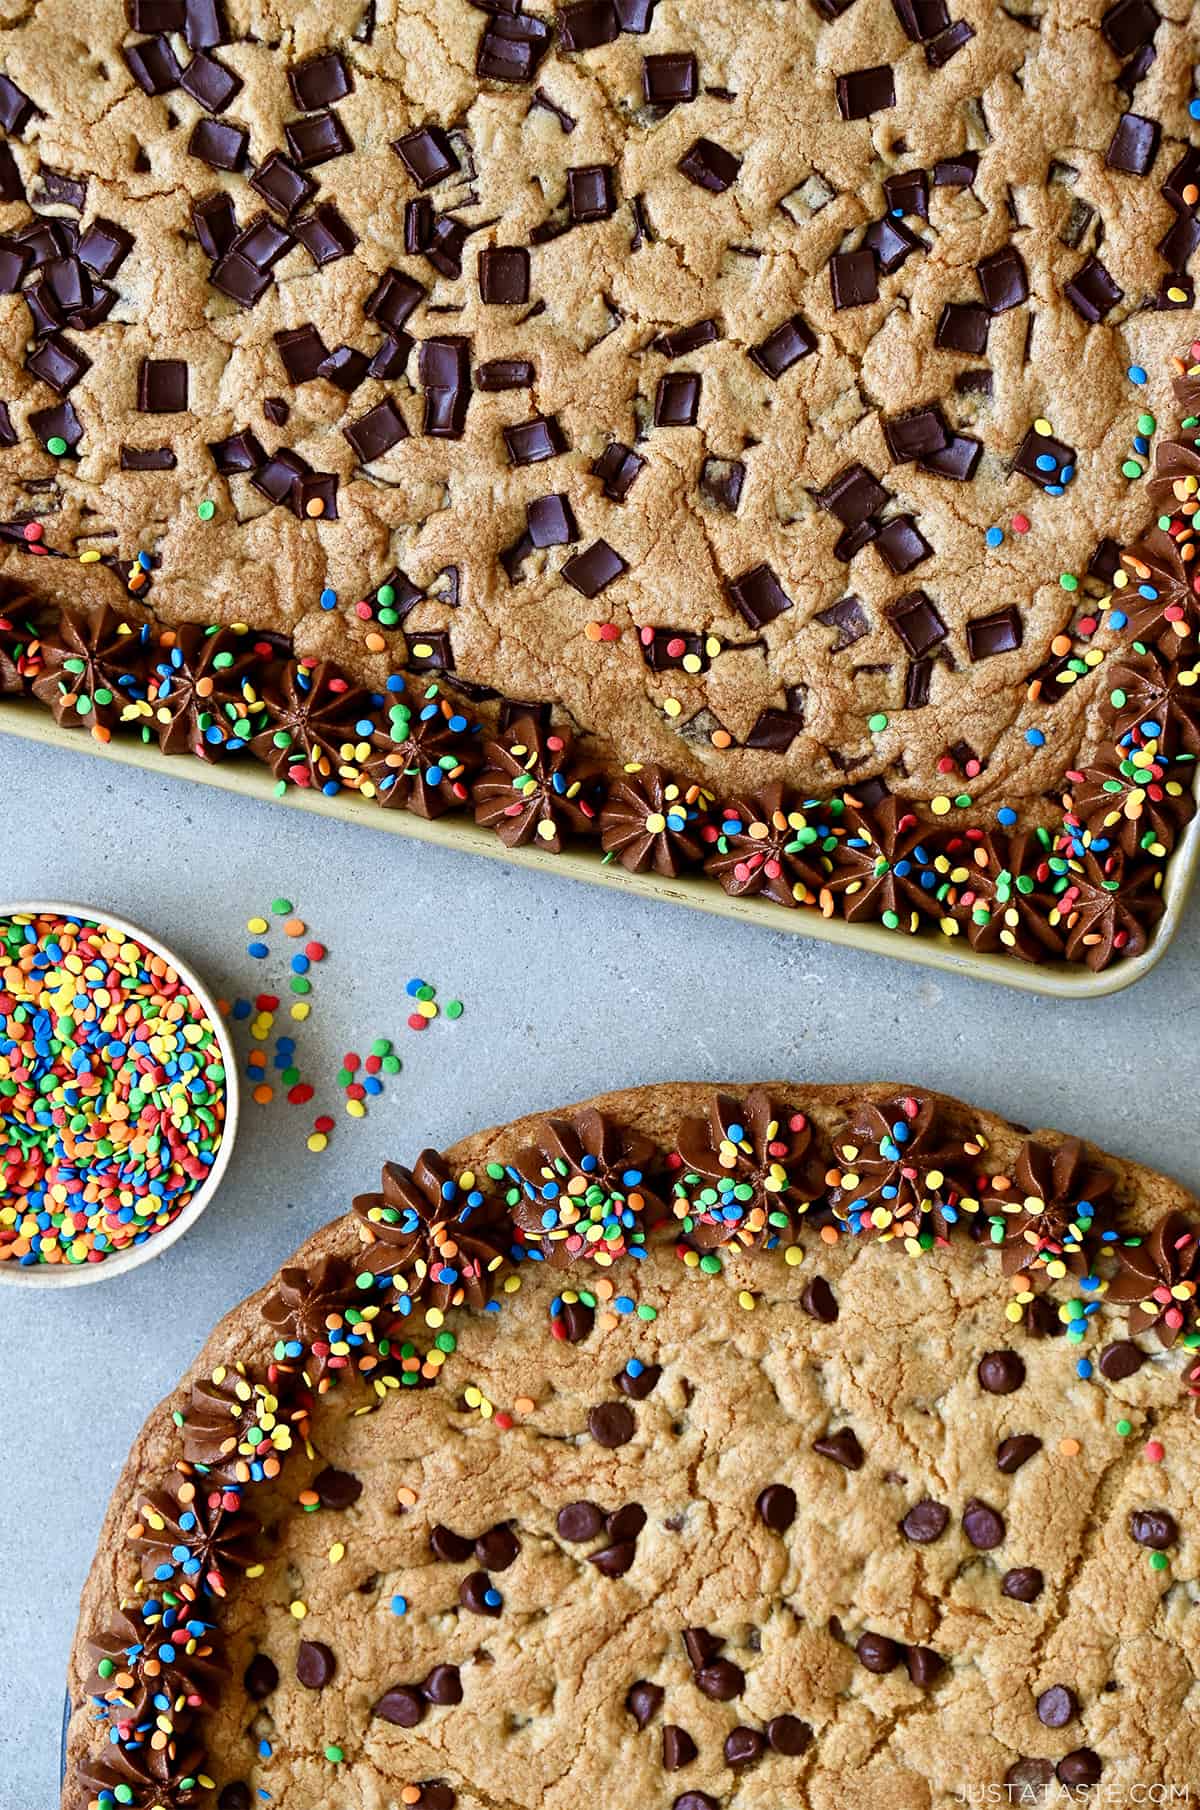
[319,587,337,611]
[1128,363,1147,385]
[985,526,1004,548]
[1035,453,1056,472]
[1076,1358,1093,1380]
[484,1587,503,1609]
[391,1594,407,1616]
[247,941,269,959]
[997,806,1017,826]
[1108,608,1128,631]
[614,1295,635,1314]
[1026,728,1045,748]
[1191,98,1200,120]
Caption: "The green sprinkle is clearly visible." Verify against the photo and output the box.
[46,436,67,456]
[636,1303,657,1321]
[1121,459,1143,479]
[1059,573,1078,592]
[1149,1552,1168,1572]
[290,977,311,995]
[324,1745,344,1764]
[271,898,293,914]
[371,1037,392,1056]
[445,999,464,1020]
[378,583,396,606]
[197,499,216,521]
[1136,413,1155,435]
[868,712,889,733]
[1116,1418,1132,1437]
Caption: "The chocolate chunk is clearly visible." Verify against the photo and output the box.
[365,268,425,331]
[875,516,931,575]
[209,248,269,309]
[663,1725,698,1769]
[1037,1686,1077,1728]
[0,243,28,293]
[406,197,433,252]
[243,1653,278,1699]
[830,247,878,309]
[921,432,982,480]
[274,325,329,383]
[263,397,289,427]
[415,1786,455,1810]
[562,539,626,597]
[700,457,744,513]
[800,1275,839,1322]
[1106,111,1159,174]
[1064,254,1123,323]
[285,110,352,168]
[727,563,793,628]
[655,372,701,426]
[121,445,176,470]
[294,470,338,520]
[885,406,949,462]
[527,493,578,547]
[1006,1759,1055,1791]
[588,1400,635,1446]
[1101,0,1158,56]
[962,1498,1005,1550]
[44,255,86,312]
[1098,1339,1145,1380]
[374,1686,426,1726]
[312,1466,362,1509]
[615,1361,661,1399]
[1159,213,1200,270]
[905,661,933,709]
[967,606,1022,661]
[250,152,317,217]
[1129,1509,1177,1549]
[290,51,353,110]
[978,1350,1025,1395]
[756,1483,797,1532]
[424,214,471,279]
[1116,41,1156,88]
[907,1646,945,1687]
[724,1727,763,1768]
[368,334,412,381]
[27,335,90,396]
[925,19,974,64]
[901,1499,949,1543]
[423,1664,463,1705]
[888,591,947,657]
[1162,146,1200,210]
[477,11,552,84]
[697,1659,744,1700]
[568,163,616,220]
[673,1796,718,1810]
[884,168,929,217]
[745,707,802,751]
[977,245,1028,313]
[1012,425,1074,488]
[558,1500,606,1542]
[836,65,895,119]
[812,1428,864,1470]
[643,53,698,106]
[996,1435,1042,1474]
[1058,1751,1102,1788]
[683,1628,722,1670]
[345,398,409,462]
[857,1631,901,1673]
[218,1786,250,1810]
[184,0,224,48]
[627,1681,664,1726]
[531,87,577,132]
[208,429,264,474]
[459,1571,502,1616]
[654,318,719,357]
[816,463,888,527]
[431,1524,476,1563]
[816,595,869,649]
[181,51,242,111]
[294,203,358,265]
[677,137,741,192]
[189,117,249,172]
[892,0,949,38]
[558,0,618,48]
[0,144,21,204]
[138,358,188,412]
[504,415,568,466]
[479,246,530,304]
[296,1640,336,1689]
[30,399,82,454]
[317,345,370,392]
[124,36,183,95]
[76,220,133,282]
[393,126,459,189]
[936,301,989,355]
[750,314,816,378]
[477,358,534,391]
[767,1715,811,1755]
[1002,1567,1045,1602]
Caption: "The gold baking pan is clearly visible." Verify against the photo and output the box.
[2,695,1196,999]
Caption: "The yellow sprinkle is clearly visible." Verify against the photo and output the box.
[247,917,268,934]
[289,1600,307,1620]
[425,1305,445,1328]
[1033,416,1052,435]
[738,1291,756,1311]
[663,697,682,718]
[931,795,951,816]
[1004,1301,1023,1322]
[291,1002,311,1021]
[246,1564,264,1579]
[307,1133,328,1153]
[79,549,101,564]
[784,1245,803,1267]
[328,1542,345,1564]
[503,1273,522,1294]
[346,1099,366,1118]
[464,1385,482,1408]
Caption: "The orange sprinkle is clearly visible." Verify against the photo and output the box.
[252,1083,273,1105]
[305,497,325,518]
[1059,1438,1081,1458]
[513,1396,535,1415]
[396,1486,418,1508]
[365,632,386,653]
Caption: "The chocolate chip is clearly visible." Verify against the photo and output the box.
[558,0,618,49]
[124,36,183,95]
[817,462,888,527]
[235,214,294,270]
[26,335,90,396]
[565,163,616,223]
[393,125,458,188]
[459,1571,502,1616]
[274,325,329,383]
[181,51,241,111]
[405,196,434,253]
[296,1640,336,1690]
[816,595,869,649]
[479,246,530,305]
[209,429,264,474]
[431,1524,476,1563]
[290,50,352,111]
[921,432,982,480]
[250,152,317,217]
[967,606,1023,661]
[654,372,702,427]
[527,493,578,547]
[311,1466,362,1510]
[977,245,1028,313]
[210,248,269,307]
[137,358,188,413]
[749,314,816,377]
[627,1680,664,1726]
[1057,1750,1102,1787]
[901,1499,949,1543]
[830,247,878,309]
[1162,145,1200,210]
[345,398,409,463]
[756,1484,797,1532]
[724,1726,763,1767]
[892,0,949,38]
[1002,1567,1045,1602]
[936,301,989,355]
[422,1664,463,1705]
[1023,1294,1065,1340]
[885,407,949,462]
[727,563,793,628]
[1101,0,1158,56]
[476,11,552,84]
[475,1525,520,1572]
[888,591,947,657]
[978,1350,1026,1395]
[654,318,719,358]
[800,1275,838,1322]
[415,1785,455,1810]
[875,516,931,575]
[121,445,176,470]
[558,1500,606,1542]
[562,540,626,598]
[812,1428,864,1470]
[663,1725,698,1769]
[285,110,352,168]
[1129,1509,1177,1549]
[0,243,27,293]
[925,19,973,64]
[683,1628,722,1670]
[677,137,741,192]
[366,268,425,330]
[593,441,645,500]
[189,117,248,172]
[77,219,133,279]
[615,1361,661,1400]
[644,53,698,107]
[1037,1685,1077,1728]
[836,65,895,119]
[218,1786,251,1810]
[588,1400,636,1447]
[766,1714,812,1755]
[374,1686,426,1726]
[504,415,568,466]
[477,358,534,391]
[244,1653,278,1700]
[697,1659,744,1700]
[1064,254,1123,323]
[184,0,224,49]
[318,345,369,393]
[1005,1758,1055,1792]
[1106,110,1159,174]
[588,1535,637,1578]
[963,1499,1006,1550]
[857,1631,901,1673]
[1098,1339,1145,1381]
[673,1796,718,1810]
[906,1646,945,1687]
[996,1435,1042,1475]
[0,144,21,204]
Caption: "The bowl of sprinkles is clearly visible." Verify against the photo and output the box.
[0,904,237,1286]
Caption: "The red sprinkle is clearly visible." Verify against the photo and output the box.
[313,1115,335,1134]
[304,942,326,961]
[407,1013,427,1032]
[288,1084,314,1105]
[1011,513,1030,534]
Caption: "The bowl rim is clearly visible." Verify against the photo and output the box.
[0,899,239,1289]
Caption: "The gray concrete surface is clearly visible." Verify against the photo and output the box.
[2,731,1198,1807]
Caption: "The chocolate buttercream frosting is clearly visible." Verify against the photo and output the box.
[127,1475,259,1598]
[984,1138,1115,1280]
[672,1089,817,1252]
[368,682,479,818]
[135,624,269,760]
[1048,851,1165,971]
[1104,647,1200,758]
[827,1094,984,1241]
[946,830,1063,962]
[87,1604,225,1724]
[179,1365,296,1486]
[1121,528,1200,650]
[507,1108,662,1266]
[704,783,836,907]
[1108,1210,1200,1347]
[824,795,939,927]
[262,1253,358,1386]
[599,765,707,876]
[31,601,151,729]
[1066,740,1196,860]
[250,658,372,787]
[471,714,600,851]
[351,1152,509,1309]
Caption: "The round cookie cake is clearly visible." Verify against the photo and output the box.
[65,1082,1200,1808]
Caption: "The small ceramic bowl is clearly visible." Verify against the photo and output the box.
[0,901,239,1288]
